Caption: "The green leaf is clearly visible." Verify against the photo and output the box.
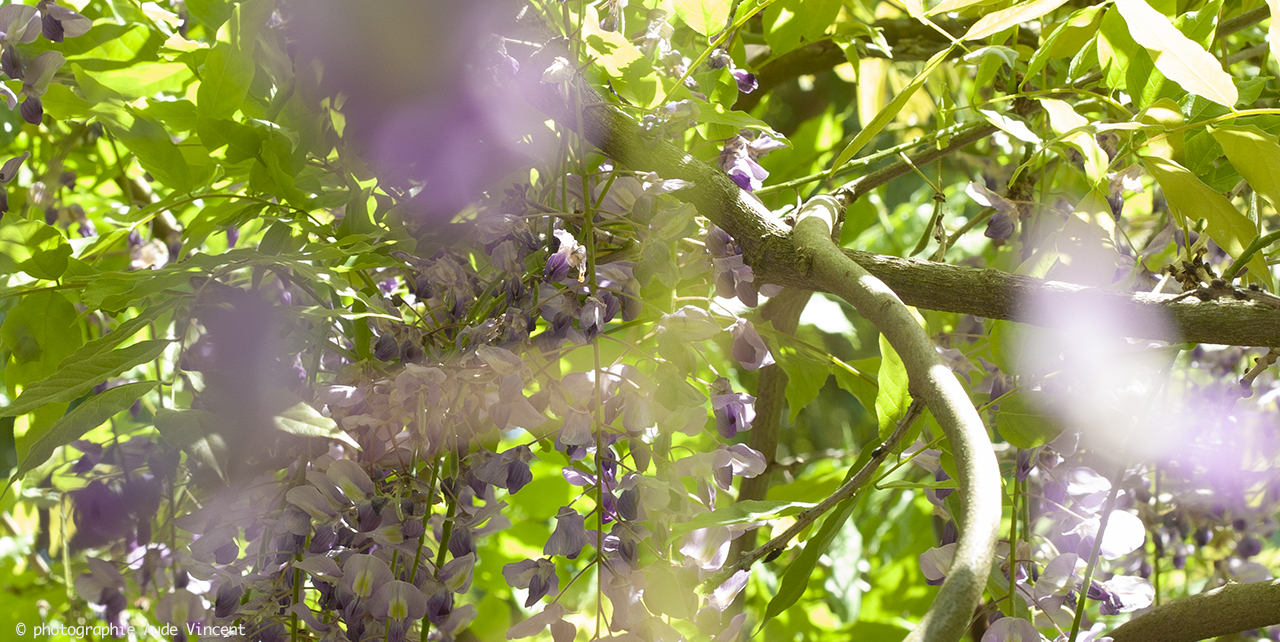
[763,443,881,626]
[197,0,275,120]
[106,113,193,192]
[1114,0,1236,107]
[763,0,842,56]
[669,500,816,538]
[18,244,72,281]
[185,0,233,31]
[643,564,697,619]
[673,0,731,36]
[1210,125,1280,212]
[1142,155,1271,288]
[11,381,157,480]
[979,109,1041,145]
[1268,0,1280,66]
[89,62,192,100]
[1025,5,1105,79]
[928,0,1003,15]
[1040,98,1109,183]
[1098,7,1170,108]
[829,45,952,173]
[691,98,783,138]
[831,356,878,415]
[775,344,830,423]
[154,408,232,447]
[964,0,1070,41]
[272,393,360,450]
[0,220,66,275]
[0,291,81,389]
[875,333,910,439]
[0,340,171,419]
[994,392,1061,449]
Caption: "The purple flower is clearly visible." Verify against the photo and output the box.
[503,558,560,607]
[369,580,429,642]
[919,543,955,586]
[981,616,1040,642]
[710,377,755,438]
[1016,449,1035,482]
[729,318,775,370]
[731,68,758,93]
[70,439,103,474]
[38,1,90,43]
[544,506,589,559]
[1094,575,1154,615]
[214,582,243,619]
[545,229,585,282]
[719,135,769,192]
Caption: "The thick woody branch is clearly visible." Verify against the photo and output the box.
[1109,580,1280,642]
[516,38,1280,346]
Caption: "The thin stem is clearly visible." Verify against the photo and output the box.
[706,400,923,587]
[1221,229,1280,282]
[1067,460,1126,642]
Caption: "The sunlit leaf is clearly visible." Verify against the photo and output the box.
[875,333,911,439]
[673,0,730,36]
[1114,0,1236,107]
[12,381,157,479]
[964,0,1070,41]
[1209,125,1280,212]
[1040,98,1109,183]
[0,340,171,419]
[197,0,274,120]
[776,344,830,423]
[830,45,952,172]
[979,109,1042,145]
[669,500,816,538]
[273,393,361,450]
[1142,155,1270,288]
[1025,5,1105,79]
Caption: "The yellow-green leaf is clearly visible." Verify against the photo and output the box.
[1268,0,1280,65]
[1114,0,1236,107]
[1142,155,1270,288]
[13,381,158,480]
[876,333,911,438]
[830,45,952,172]
[1040,98,1109,184]
[673,0,730,36]
[1209,125,1280,212]
[995,392,1062,449]
[965,0,1070,41]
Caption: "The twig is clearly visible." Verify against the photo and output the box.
[709,400,924,588]
[1222,229,1280,281]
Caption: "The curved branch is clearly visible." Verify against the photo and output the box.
[793,196,1001,642]
[1108,580,1280,642]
